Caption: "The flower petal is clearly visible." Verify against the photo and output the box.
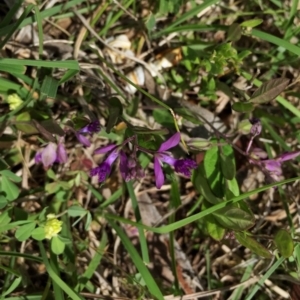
[277,150,300,162]
[105,148,119,165]
[249,118,262,137]
[157,153,176,166]
[76,133,91,147]
[79,120,100,134]
[90,162,111,182]
[94,144,117,154]
[174,159,197,176]
[56,143,68,163]
[35,151,42,164]
[154,157,164,189]
[41,143,57,167]
[119,151,129,181]
[158,132,181,152]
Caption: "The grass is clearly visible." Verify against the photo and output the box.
[0,0,300,299]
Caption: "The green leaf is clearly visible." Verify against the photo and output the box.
[85,212,92,231]
[192,165,223,204]
[67,205,87,217]
[226,177,240,198]
[219,144,236,180]
[45,182,61,194]
[232,102,254,113]
[274,229,294,258]
[0,209,11,225]
[227,23,242,42]
[0,170,22,182]
[31,227,46,240]
[0,195,8,209]
[213,207,254,230]
[40,119,65,137]
[153,109,174,127]
[47,169,57,180]
[249,78,290,104]
[1,276,22,297]
[1,176,19,201]
[202,201,226,241]
[240,19,263,28]
[203,145,224,197]
[106,97,123,133]
[15,112,37,134]
[40,76,59,99]
[235,232,272,258]
[15,222,36,241]
[51,236,65,255]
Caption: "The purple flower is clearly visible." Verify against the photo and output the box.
[154,132,197,189]
[90,145,119,182]
[120,151,144,182]
[76,120,100,147]
[249,118,262,137]
[35,142,68,168]
[250,148,300,182]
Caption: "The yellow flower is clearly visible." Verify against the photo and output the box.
[44,214,63,240]
[6,94,23,111]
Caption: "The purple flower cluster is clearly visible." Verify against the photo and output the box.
[90,132,197,189]
[248,119,300,182]
[35,120,100,168]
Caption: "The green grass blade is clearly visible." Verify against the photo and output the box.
[0,58,79,70]
[105,176,300,234]
[0,0,86,38]
[242,71,300,119]
[126,181,150,264]
[0,0,23,28]
[34,5,44,57]
[38,242,84,300]
[0,4,34,50]
[75,231,108,292]
[153,0,220,38]
[108,220,164,300]
[245,256,285,300]
[251,29,300,56]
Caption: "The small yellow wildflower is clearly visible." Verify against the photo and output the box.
[6,94,23,111]
[44,214,63,240]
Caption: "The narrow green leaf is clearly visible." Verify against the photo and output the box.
[15,222,36,241]
[2,277,22,297]
[274,229,294,258]
[108,220,164,299]
[67,206,87,217]
[0,58,79,70]
[236,232,272,258]
[232,102,254,112]
[75,231,108,292]
[240,19,263,28]
[249,78,290,104]
[106,97,123,133]
[227,23,242,42]
[39,242,84,300]
[0,64,25,74]
[40,119,65,136]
